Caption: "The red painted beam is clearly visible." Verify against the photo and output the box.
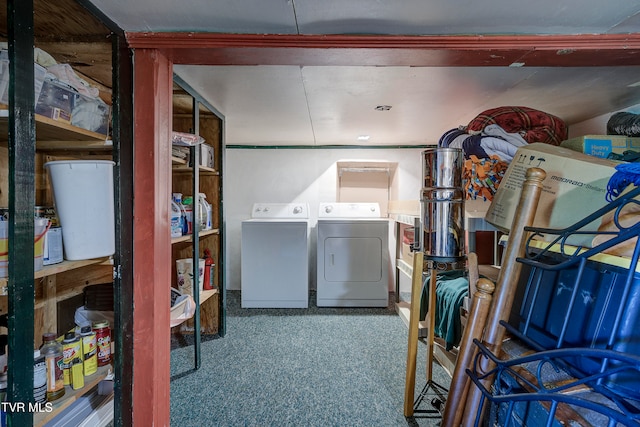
[132,48,172,426]
[125,33,640,67]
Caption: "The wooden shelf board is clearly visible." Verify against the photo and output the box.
[33,364,112,427]
[171,164,219,175]
[433,338,457,378]
[36,140,112,151]
[396,258,413,279]
[171,228,220,245]
[199,288,218,305]
[0,257,112,292]
[34,286,85,309]
[0,108,109,146]
[172,156,187,165]
[395,301,428,338]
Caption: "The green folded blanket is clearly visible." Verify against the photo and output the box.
[419,269,469,351]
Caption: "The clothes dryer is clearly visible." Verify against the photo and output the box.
[316,202,389,307]
[241,203,310,308]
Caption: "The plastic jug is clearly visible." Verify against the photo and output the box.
[170,199,182,237]
[198,193,212,230]
[182,197,193,235]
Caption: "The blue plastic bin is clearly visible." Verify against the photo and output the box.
[512,251,640,394]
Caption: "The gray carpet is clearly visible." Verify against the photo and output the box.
[170,291,451,427]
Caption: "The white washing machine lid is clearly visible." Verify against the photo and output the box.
[318,202,382,218]
[250,202,310,219]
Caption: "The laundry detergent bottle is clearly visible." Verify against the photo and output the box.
[182,196,193,235]
[170,199,182,237]
[199,193,212,230]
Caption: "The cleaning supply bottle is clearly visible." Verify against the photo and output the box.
[203,248,215,290]
[195,193,207,230]
[173,193,188,235]
[199,193,212,230]
[171,199,182,237]
[182,196,193,235]
[41,332,65,402]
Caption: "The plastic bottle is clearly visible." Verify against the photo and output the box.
[173,192,188,235]
[40,332,65,402]
[170,199,182,237]
[199,193,212,230]
[182,196,193,234]
[203,248,215,290]
[34,350,47,404]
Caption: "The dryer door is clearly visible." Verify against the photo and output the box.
[316,220,389,307]
[324,237,382,282]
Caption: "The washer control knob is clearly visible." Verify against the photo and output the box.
[324,205,333,214]
[293,206,302,214]
[263,207,270,212]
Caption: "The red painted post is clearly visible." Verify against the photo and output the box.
[132,48,173,426]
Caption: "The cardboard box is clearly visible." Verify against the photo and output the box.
[198,143,215,169]
[401,241,414,265]
[400,226,415,265]
[485,143,618,247]
[560,134,640,159]
[43,226,63,266]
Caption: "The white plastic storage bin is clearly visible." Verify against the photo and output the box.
[44,160,115,260]
[0,58,47,107]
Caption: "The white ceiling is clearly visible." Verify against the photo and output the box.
[90,0,640,146]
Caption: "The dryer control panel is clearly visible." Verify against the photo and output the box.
[251,203,310,219]
[318,202,381,218]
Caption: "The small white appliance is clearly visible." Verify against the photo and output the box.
[241,203,310,308]
[316,202,389,307]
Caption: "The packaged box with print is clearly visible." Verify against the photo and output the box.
[560,134,640,159]
[35,79,75,124]
[485,143,618,247]
[194,143,214,169]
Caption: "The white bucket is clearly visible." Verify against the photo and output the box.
[44,160,115,260]
[175,258,205,296]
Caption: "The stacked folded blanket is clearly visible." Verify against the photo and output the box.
[438,106,568,201]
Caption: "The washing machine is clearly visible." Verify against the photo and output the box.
[241,203,310,308]
[316,202,389,307]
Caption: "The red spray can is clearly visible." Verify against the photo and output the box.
[203,248,215,290]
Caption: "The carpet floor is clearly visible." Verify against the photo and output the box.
[170,291,451,427]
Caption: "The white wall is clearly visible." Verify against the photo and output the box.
[224,147,425,290]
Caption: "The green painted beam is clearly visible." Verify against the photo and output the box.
[7,1,36,426]
[112,34,134,427]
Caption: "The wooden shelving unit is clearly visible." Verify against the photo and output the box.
[0,3,121,426]
[0,61,115,427]
[171,76,225,351]
[33,364,112,427]
[0,257,110,293]
[0,108,111,150]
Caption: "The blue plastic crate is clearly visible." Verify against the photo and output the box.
[512,251,640,394]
